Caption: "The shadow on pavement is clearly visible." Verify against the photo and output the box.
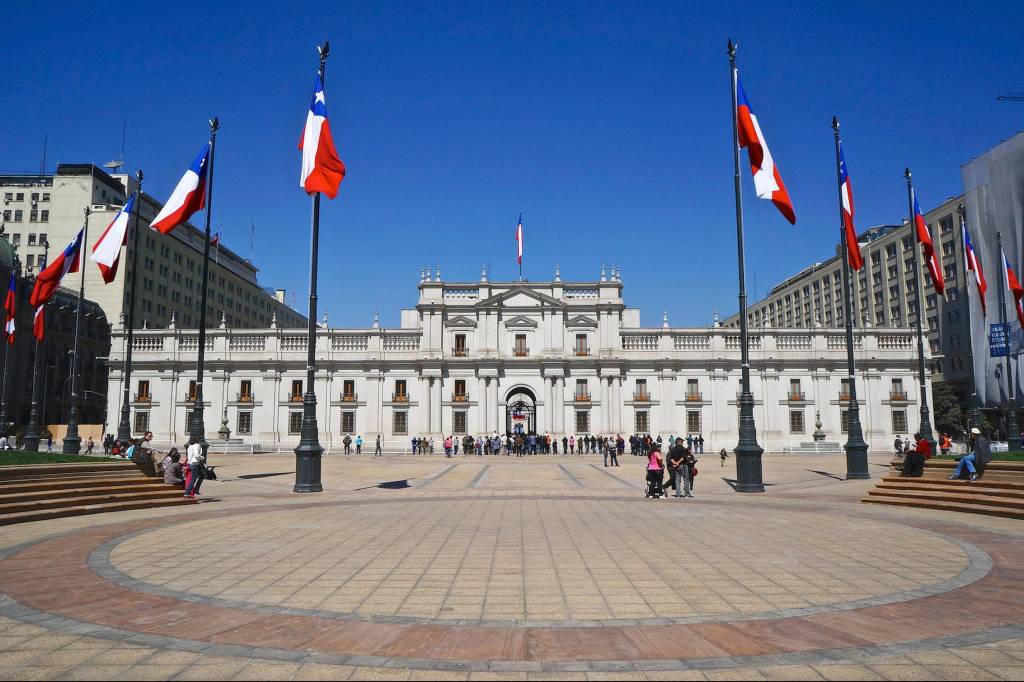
[236,472,294,480]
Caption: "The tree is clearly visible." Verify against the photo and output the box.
[932,382,965,438]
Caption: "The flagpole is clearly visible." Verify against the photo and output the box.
[294,42,329,494]
[728,39,764,493]
[116,171,145,444]
[189,118,219,456]
[0,269,14,440]
[959,204,984,433]
[22,240,50,453]
[62,208,90,454]
[996,232,1022,449]
[904,168,937,454]
[832,118,869,479]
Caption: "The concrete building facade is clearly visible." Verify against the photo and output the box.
[724,196,973,399]
[109,275,931,453]
[0,164,306,332]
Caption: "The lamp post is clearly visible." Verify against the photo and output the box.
[996,231,1022,450]
[0,251,20,440]
[63,207,90,453]
[904,169,937,453]
[23,239,50,452]
[832,118,869,479]
[116,171,144,444]
[727,39,765,492]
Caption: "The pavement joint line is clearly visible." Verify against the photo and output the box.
[556,464,585,488]
[468,464,491,489]
[414,463,456,489]
[586,463,635,489]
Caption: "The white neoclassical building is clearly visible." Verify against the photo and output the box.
[107,272,931,453]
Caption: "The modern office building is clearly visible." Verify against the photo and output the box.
[723,196,973,400]
[109,273,930,453]
[0,164,306,332]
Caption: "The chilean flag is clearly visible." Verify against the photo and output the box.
[837,143,862,270]
[32,306,44,342]
[736,79,796,225]
[962,221,987,316]
[913,193,944,295]
[3,274,15,346]
[1004,251,1024,331]
[150,143,210,234]
[29,228,83,307]
[91,194,135,284]
[299,71,346,199]
[515,212,523,265]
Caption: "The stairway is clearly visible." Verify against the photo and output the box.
[0,461,199,526]
[862,459,1024,520]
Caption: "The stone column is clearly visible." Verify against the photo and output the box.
[477,375,487,435]
[555,377,565,435]
[431,376,442,437]
[421,377,431,434]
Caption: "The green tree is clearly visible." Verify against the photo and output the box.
[932,382,965,437]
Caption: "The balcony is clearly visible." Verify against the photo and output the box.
[574,393,591,402]
[392,393,409,402]
[574,347,591,357]
[453,348,469,357]
[341,393,358,403]
[289,394,303,403]
[134,393,151,403]
[236,393,254,403]
[685,392,703,402]
[787,391,806,402]
[633,393,651,402]
[838,391,852,401]
[183,393,198,402]
[513,347,530,357]
[890,391,909,401]
[452,393,469,402]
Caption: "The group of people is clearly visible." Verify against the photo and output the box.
[644,438,699,499]
[404,432,709,461]
[897,428,992,481]
[156,437,209,497]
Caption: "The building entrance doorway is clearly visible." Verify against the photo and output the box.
[505,387,537,436]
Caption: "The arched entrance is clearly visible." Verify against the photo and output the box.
[505,387,537,436]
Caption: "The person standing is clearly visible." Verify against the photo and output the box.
[569,435,575,454]
[720,448,728,467]
[46,434,53,453]
[668,439,686,497]
[343,434,352,455]
[85,437,95,454]
[697,434,705,454]
[375,435,382,456]
[184,438,205,498]
[609,435,620,466]
[894,435,903,455]
[646,442,665,499]
[355,435,363,454]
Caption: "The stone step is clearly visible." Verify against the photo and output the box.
[880,476,1024,492]
[0,483,181,504]
[925,460,1024,473]
[862,494,1024,520]
[0,489,192,516]
[0,476,169,495]
[0,496,199,526]
[866,487,1024,510]
[0,462,137,481]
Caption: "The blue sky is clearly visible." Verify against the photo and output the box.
[2,1,1022,327]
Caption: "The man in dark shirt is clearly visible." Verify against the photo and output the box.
[668,439,687,498]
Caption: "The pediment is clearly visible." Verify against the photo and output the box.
[565,315,598,328]
[503,315,538,328]
[475,287,566,310]
[444,315,478,328]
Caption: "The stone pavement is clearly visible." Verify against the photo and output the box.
[0,451,1022,680]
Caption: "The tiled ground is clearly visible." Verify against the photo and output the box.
[0,451,1020,680]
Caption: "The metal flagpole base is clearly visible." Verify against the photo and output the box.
[293,392,323,493]
[844,440,870,480]
[62,432,82,455]
[734,392,765,492]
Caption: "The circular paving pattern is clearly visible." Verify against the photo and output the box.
[104,498,976,625]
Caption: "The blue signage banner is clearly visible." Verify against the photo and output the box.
[990,323,1009,357]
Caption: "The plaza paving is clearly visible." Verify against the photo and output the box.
[0,450,1022,680]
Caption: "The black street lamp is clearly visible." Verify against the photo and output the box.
[63,207,90,453]
[116,171,145,444]
[995,231,1022,451]
[23,239,50,453]
[904,169,937,454]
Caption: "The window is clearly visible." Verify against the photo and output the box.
[29,210,37,222]
[41,193,49,202]
[514,334,527,356]
[239,380,252,401]
[187,380,197,401]
[840,378,851,400]
[454,379,467,400]
[635,411,649,433]
[454,334,467,356]
[394,379,407,401]
[27,233,36,245]
[841,409,850,434]
[575,379,588,400]
[575,411,590,434]
[13,210,21,222]
[575,334,589,356]
[393,411,408,435]
[892,410,908,434]
[341,411,355,434]
[133,411,150,434]
[290,380,303,401]
[453,411,467,434]
[237,412,252,435]
[342,379,355,400]
[635,379,648,400]
[686,378,700,400]
[289,412,303,435]
[137,380,150,401]
[687,410,701,434]
[185,410,193,433]
[25,255,34,268]
[15,193,23,201]
[1,211,8,221]
[891,378,906,400]
[790,410,805,434]
[789,379,802,400]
